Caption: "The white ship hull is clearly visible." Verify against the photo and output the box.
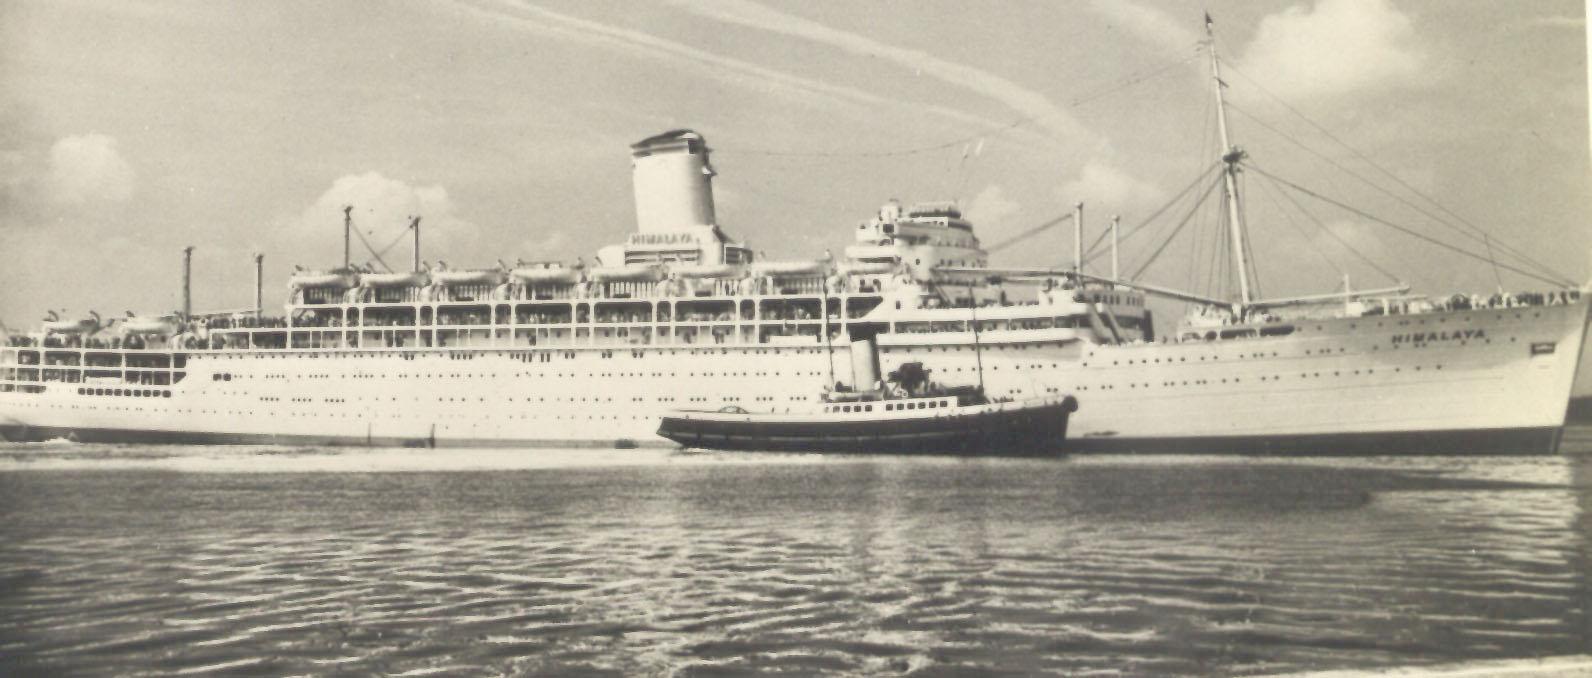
[3,300,1586,454]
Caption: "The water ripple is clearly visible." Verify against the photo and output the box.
[1,440,1591,675]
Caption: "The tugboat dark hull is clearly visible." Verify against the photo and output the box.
[657,395,1078,455]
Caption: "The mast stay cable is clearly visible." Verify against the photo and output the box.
[1080,160,1223,264]
[1248,164,1569,287]
[984,213,1074,254]
[1257,170,1401,283]
[1128,171,1226,281]
[1221,97,1571,286]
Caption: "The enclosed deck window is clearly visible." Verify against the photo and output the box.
[436,305,491,326]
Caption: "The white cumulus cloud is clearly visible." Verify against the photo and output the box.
[1237,0,1422,101]
[47,134,134,204]
[290,172,480,270]
[1060,160,1165,215]
[963,185,1022,233]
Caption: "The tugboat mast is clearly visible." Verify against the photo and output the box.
[1207,13,1253,311]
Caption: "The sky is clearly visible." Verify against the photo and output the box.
[0,0,1587,329]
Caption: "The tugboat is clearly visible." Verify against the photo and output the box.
[657,331,1078,455]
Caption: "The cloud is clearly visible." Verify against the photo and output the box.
[455,0,1032,143]
[667,0,1088,145]
[289,172,480,270]
[1087,0,1200,52]
[46,134,134,204]
[1236,0,1422,100]
[1060,160,1165,214]
[1522,15,1584,30]
[963,185,1022,234]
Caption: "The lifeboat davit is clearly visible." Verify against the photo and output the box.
[432,269,507,286]
[122,315,179,335]
[751,260,827,277]
[670,263,745,279]
[290,270,360,289]
[360,271,428,288]
[589,265,665,283]
[511,267,581,285]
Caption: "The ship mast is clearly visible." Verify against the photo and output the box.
[1207,14,1253,311]
[410,216,422,273]
[968,285,985,394]
[823,302,836,389]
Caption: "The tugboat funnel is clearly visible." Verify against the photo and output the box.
[850,333,882,392]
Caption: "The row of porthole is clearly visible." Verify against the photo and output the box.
[75,387,170,398]
[217,346,846,359]
[1094,335,1511,367]
[252,394,812,404]
[1076,365,1444,391]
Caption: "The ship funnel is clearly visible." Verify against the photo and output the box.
[630,129,717,235]
[849,330,882,392]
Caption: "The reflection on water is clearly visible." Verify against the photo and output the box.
[0,432,1590,676]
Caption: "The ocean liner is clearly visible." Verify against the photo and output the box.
[2,33,1587,454]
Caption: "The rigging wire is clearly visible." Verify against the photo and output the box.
[1255,168,1401,283]
[1112,163,1224,277]
[1128,171,1226,281]
[1483,235,1505,292]
[1248,165,1570,287]
[1225,100,1566,284]
[1236,170,1262,299]
[370,226,414,262]
[1207,189,1229,299]
[1252,171,1349,279]
[1218,77,1573,285]
[1081,160,1223,264]
[1185,185,1207,294]
[984,213,1074,254]
[351,225,397,273]
[1184,100,1217,295]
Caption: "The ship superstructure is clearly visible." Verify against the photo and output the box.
[3,39,1588,453]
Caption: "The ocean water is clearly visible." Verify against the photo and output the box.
[1,431,1591,677]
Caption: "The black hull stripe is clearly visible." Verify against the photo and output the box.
[0,425,669,450]
[1069,426,1566,456]
[0,425,1566,455]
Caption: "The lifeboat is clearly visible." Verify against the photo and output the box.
[841,261,896,275]
[43,311,100,335]
[751,260,827,277]
[432,269,508,286]
[122,315,180,335]
[588,265,665,283]
[511,267,581,285]
[290,270,359,289]
[670,263,745,279]
[360,271,428,288]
